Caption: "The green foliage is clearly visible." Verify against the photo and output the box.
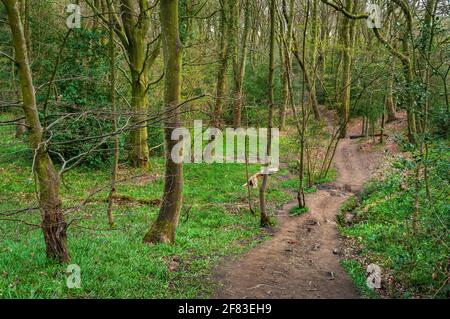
[340,195,358,214]
[340,260,379,299]
[429,104,450,138]
[290,206,309,216]
[340,141,450,298]
[0,118,294,298]
[39,29,118,168]
[241,64,282,126]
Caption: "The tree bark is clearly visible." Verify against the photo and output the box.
[107,3,118,229]
[279,0,295,130]
[338,0,354,138]
[121,0,152,169]
[213,0,237,127]
[144,0,184,244]
[385,61,398,123]
[309,0,321,121]
[88,0,159,169]
[232,0,250,128]
[259,0,276,227]
[3,0,69,263]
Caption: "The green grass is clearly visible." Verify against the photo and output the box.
[340,260,379,299]
[0,114,294,299]
[290,206,309,216]
[338,141,450,299]
[279,168,337,192]
[339,195,358,214]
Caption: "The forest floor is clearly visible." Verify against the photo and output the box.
[5,110,441,299]
[213,115,404,299]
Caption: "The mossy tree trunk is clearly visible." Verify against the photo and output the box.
[88,0,160,169]
[120,0,152,169]
[2,0,69,263]
[144,0,184,244]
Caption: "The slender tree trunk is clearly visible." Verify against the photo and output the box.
[214,1,237,127]
[279,0,295,130]
[99,0,157,169]
[385,22,398,123]
[14,0,28,137]
[339,0,354,138]
[144,0,183,243]
[419,0,438,133]
[309,0,321,121]
[278,33,288,131]
[128,42,150,168]
[385,62,398,122]
[259,0,276,227]
[292,45,320,123]
[213,8,227,127]
[3,0,69,263]
[107,4,117,229]
[19,0,31,57]
[394,25,417,145]
[232,0,250,127]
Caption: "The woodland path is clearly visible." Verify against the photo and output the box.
[213,121,384,299]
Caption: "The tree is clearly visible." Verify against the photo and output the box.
[106,0,118,229]
[259,0,276,227]
[2,0,69,263]
[232,0,250,127]
[144,0,184,243]
[309,0,322,121]
[337,0,355,138]
[320,0,418,143]
[213,0,237,127]
[279,0,295,130]
[86,0,160,169]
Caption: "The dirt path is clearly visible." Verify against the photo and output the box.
[213,125,382,299]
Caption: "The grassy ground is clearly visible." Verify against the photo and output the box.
[338,140,449,299]
[0,113,298,298]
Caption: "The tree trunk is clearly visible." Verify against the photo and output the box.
[106,0,157,169]
[127,35,150,168]
[232,0,250,128]
[3,0,69,263]
[279,34,288,131]
[259,0,276,227]
[292,44,321,123]
[309,0,321,121]
[213,1,237,127]
[107,4,118,229]
[385,22,398,123]
[339,0,354,138]
[279,0,295,130]
[144,0,183,244]
[401,37,417,144]
[385,64,398,122]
